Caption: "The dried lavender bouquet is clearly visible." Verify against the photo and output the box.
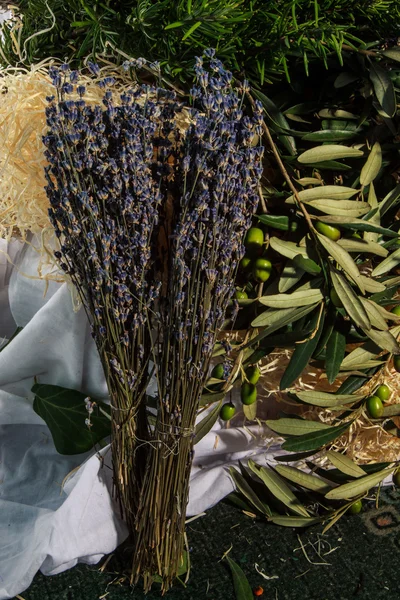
[42,53,263,591]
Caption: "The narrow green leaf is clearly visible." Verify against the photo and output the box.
[248,460,310,517]
[337,238,388,258]
[275,464,332,493]
[326,326,347,384]
[269,237,309,260]
[293,254,321,275]
[298,145,363,164]
[280,310,325,389]
[382,404,400,417]
[181,21,201,40]
[199,390,227,407]
[294,390,365,407]
[194,400,223,443]
[32,384,111,455]
[359,298,389,331]
[325,467,395,500]
[382,47,400,62]
[226,557,253,600]
[250,303,319,335]
[302,130,358,142]
[360,142,382,186]
[369,62,396,117]
[325,451,366,478]
[243,401,257,421]
[318,235,364,292]
[286,185,358,203]
[330,270,370,329]
[318,109,358,119]
[379,183,400,216]
[362,327,400,354]
[306,199,370,217]
[341,342,380,370]
[278,260,305,293]
[229,468,270,516]
[266,418,331,436]
[164,20,185,29]
[282,420,353,453]
[364,182,380,243]
[371,248,400,277]
[268,516,320,527]
[259,289,323,309]
[257,214,298,231]
[253,89,297,156]
[296,177,323,186]
[334,72,360,88]
[359,276,386,294]
[317,215,398,238]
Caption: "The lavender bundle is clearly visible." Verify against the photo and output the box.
[42,54,263,591]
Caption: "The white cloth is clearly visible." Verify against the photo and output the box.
[0,240,280,600]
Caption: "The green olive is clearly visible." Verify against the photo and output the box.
[391,305,400,316]
[375,384,391,402]
[366,395,384,419]
[240,255,252,271]
[211,363,225,380]
[235,289,248,300]
[315,221,341,241]
[245,365,261,385]
[252,257,272,283]
[220,403,236,421]
[240,382,257,405]
[244,227,264,255]
[348,499,363,515]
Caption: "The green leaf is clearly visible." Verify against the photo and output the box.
[269,237,308,260]
[164,21,185,30]
[268,516,320,527]
[362,327,400,354]
[318,235,364,292]
[317,215,398,238]
[275,464,331,493]
[243,401,257,421]
[32,383,111,455]
[199,390,227,407]
[382,47,400,62]
[248,460,310,517]
[249,303,319,345]
[257,214,298,231]
[360,142,382,186]
[302,130,358,142]
[379,183,400,216]
[382,404,400,417]
[280,310,324,390]
[294,390,365,407]
[293,254,321,275]
[306,199,370,217]
[334,72,360,88]
[318,109,358,120]
[371,248,400,277]
[359,298,389,331]
[253,89,297,156]
[226,557,253,600]
[229,468,270,516]
[297,145,363,164]
[369,62,396,117]
[259,289,323,309]
[325,451,367,478]
[266,418,331,436]
[341,341,381,370]
[282,420,353,453]
[337,238,388,258]
[326,326,347,384]
[330,270,370,329]
[325,467,396,500]
[296,177,323,186]
[286,185,358,203]
[360,276,386,294]
[278,260,305,293]
[182,21,201,40]
[194,400,223,443]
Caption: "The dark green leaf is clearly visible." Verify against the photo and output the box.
[257,214,298,231]
[282,420,353,453]
[369,62,396,117]
[325,326,347,384]
[268,516,321,527]
[280,309,325,390]
[253,89,296,155]
[293,254,321,274]
[194,400,223,443]
[318,216,399,238]
[302,130,358,142]
[32,383,111,455]
[229,467,271,516]
[226,557,253,600]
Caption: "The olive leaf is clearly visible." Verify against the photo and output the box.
[281,420,353,453]
[305,199,370,217]
[296,177,323,186]
[371,248,400,277]
[252,89,296,156]
[359,276,386,294]
[293,254,321,275]
[369,62,396,117]
[294,390,365,407]
[278,260,305,293]
[361,327,400,354]
[226,557,254,600]
[318,109,358,120]
[258,289,323,308]
[325,451,366,478]
[359,298,389,331]
[269,237,309,260]
[340,342,380,370]
[297,145,363,164]
[382,47,400,62]
[250,303,319,339]
[266,418,332,436]
[325,325,347,384]
[243,401,257,421]
[248,459,310,517]
[360,142,382,186]
[229,467,270,516]
[317,234,364,292]
[337,238,388,258]
[317,215,398,238]
[330,269,370,330]
[286,185,358,203]
[194,400,223,443]
[325,467,396,500]
[268,516,321,527]
[302,130,358,142]
[275,464,332,493]
[257,214,298,231]
[379,183,400,216]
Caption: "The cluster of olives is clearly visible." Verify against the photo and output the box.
[365,384,391,419]
[219,364,261,421]
[238,228,272,288]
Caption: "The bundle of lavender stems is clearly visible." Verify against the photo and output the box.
[43,51,264,591]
